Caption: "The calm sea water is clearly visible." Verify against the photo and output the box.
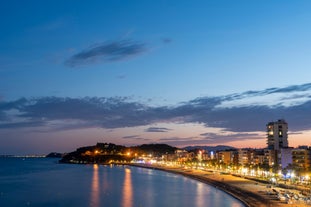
[0,158,244,207]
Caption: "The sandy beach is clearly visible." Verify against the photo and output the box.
[129,164,310,207]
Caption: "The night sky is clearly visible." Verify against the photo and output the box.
[1,1,311,154]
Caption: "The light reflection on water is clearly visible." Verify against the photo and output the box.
[122,168,133,207]
[89,165,134,207]
[90,164,99,207]
[88,165,244,207]
[0,159,245,207]
[195,182,205,207]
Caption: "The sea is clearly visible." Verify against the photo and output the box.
[0,158,244,207]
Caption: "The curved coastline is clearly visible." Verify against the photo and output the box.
[127,164,286,207]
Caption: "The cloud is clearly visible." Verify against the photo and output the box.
[159,136,194,141]
[158,133,263,146]
[65,39,147,67]
[199,132,262,141]
[0,112,6,121]
[0,97,157,130]
[0,98,28,111]
[116,74,127,79]
[160,139,196,146]
[184,98,311,132]
[158,136,220,146]
[1,82,311,136]
[122,135,140,139]
[145,127,172,132]
[219,83,311,108]
[122,135,149,141]
[226,83,311,100]
[161,38,172,44]
[0,121,45,129]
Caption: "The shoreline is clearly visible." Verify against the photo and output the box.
[127,164,304,207]
[59,160,308,207]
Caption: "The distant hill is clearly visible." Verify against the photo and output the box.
[130,144,178,156]
[59,142,178,164]
[46,152,63,158]
[183,145,236,152]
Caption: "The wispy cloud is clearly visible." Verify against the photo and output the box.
[0,121,45,129]
[159,136,197,142]
[65,39,147,67]
[122,135,140,139]
[1,83,311,136]
[122,135,149,141]
[219,83,311,108]
[224,83,311,100]
[158,136,218,146]
[199,132,262,141]
[145,127,172,132]
[116,74,127,79]
[158,133,262,145]
[161,38,172,44]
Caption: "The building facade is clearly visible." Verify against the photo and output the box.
[267,119,288,150]
[280,147,293,169]
[292,148,311,172]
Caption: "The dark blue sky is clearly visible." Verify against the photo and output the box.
[1,1,311,154]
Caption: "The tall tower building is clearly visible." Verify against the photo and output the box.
[266,119,288,150]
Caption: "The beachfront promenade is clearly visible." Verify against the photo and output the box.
[129,163,311,207]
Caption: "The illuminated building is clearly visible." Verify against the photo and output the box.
[266,119,288,150]
[217,151,236,165]
[292,147,311,171]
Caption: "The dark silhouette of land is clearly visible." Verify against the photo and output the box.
[59,142,177,164]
